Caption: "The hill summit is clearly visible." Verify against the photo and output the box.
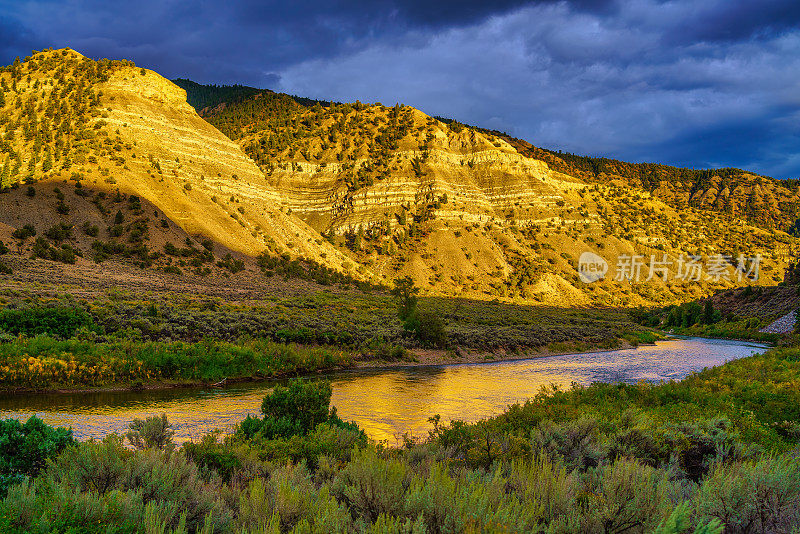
[0,48,353,278]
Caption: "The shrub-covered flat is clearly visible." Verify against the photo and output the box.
[0,345,799,533]
[0,287,658,391]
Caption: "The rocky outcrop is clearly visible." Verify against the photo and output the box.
[760,310,797,334]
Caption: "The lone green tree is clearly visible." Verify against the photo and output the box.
[391,276,447,347]
[392,276,419,321]
[703,300,715,325]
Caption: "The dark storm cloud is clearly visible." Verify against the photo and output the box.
[0,0,542,82]
[0,0,798,178]
[669,0,800,43]
[0,15,36,58]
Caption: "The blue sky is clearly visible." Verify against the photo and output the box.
[1,0,799,178]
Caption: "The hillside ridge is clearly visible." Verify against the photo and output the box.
[0,48,362,281]
[0,52,797,305]
[188,85,797,304]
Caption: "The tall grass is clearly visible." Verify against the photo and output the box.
[0,337,354,390]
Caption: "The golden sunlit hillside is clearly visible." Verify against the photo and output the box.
[0,48,357,280]
[0,49,797,306]
[199,87,799,304]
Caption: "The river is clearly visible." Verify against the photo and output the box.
[0,336,767,443]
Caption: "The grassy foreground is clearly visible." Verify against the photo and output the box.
[0,346,798,533]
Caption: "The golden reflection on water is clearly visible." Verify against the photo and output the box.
[328,366,572,443]
[0,337,767,444]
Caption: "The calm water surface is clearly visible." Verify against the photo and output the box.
[0,337,767,443]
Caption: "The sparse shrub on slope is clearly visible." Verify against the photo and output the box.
[31,236,80,263]
[0,240,9,273]
[217,253,244,273]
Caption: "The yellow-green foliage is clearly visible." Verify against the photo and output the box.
[0,337,353,390]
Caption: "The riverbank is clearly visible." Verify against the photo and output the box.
[356,339,648,369]
[666,331,776,346]
[0,331,665,395]
[0,337,356,395]
[666,325,781,343]
[0,292,664,393]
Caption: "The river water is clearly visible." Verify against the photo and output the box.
[0,337,767,443]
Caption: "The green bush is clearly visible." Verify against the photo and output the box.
[261,380,334,434]
[696,456,800,533]
[0,306,98,338]
[43,222,73,242]
[249,422,366,468]
[237,464,352,532]
[531,416,607,471]
[126,414,175,450]
[332,447,409,522]
[183,431,242,483]
[585,458,672,533]
[403,309,447,348]
[0,416,73,498]
[25,436,230,531]
[241,379,358,441]
[11,224,35,240]
[217,253,244,273]
[31,236,79,263]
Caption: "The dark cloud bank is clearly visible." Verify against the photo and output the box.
[1,0,798,178]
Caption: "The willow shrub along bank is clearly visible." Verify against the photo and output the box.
[0,337,354,390]
[1,346,799,533]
